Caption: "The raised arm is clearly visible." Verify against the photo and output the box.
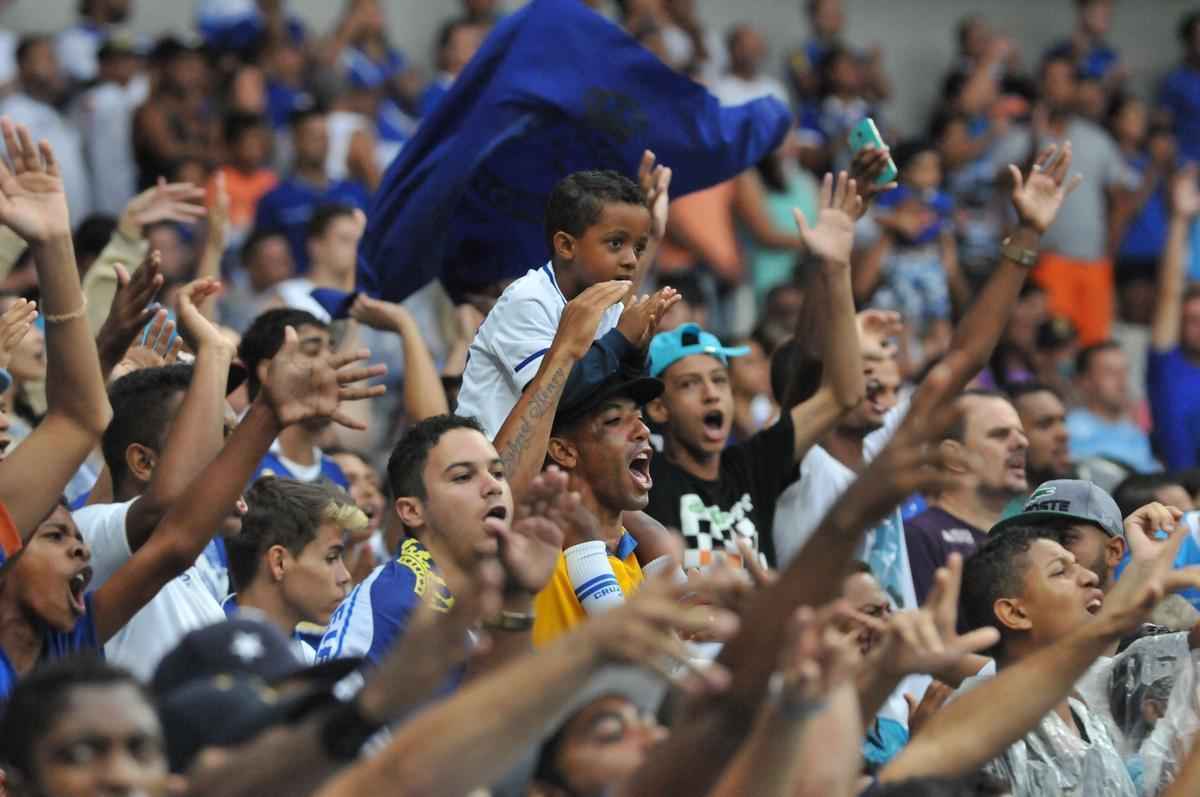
[493,280,633,499]
[787,171,866,462]
[0,119,112,538]
[91,330,385,642]
[633,150,672,292]
[882,509,1200,782]
[122,279,236,552]
[1151,165,1200,352]
[197,172,229,322]
[314,570,740,797]
[616,365,964,797]
[925,143,1080,395]
[349,294,450,423]
[82,179,206,334]
[706,606,864,797]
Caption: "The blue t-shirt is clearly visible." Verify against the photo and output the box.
[253,178,371,272]
[253,451,349,490]
[1065,408,1160,474]
[204,11,306,53]
[1114,533,1200,611]
[1117,153,1169,265]
[1147,347,1200,469]
[1045,39,1120,81]
[1162,66,1200,164]
[419,81,451,119]
[266,82,308,130]
[317,538,465,691]
[0,593,101,698]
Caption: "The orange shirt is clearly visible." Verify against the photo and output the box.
[0,501,20,559]
[209,167,279,230]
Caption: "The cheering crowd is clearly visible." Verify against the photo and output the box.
[8,0,1200,795]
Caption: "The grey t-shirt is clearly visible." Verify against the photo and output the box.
[1002,118,1139,262]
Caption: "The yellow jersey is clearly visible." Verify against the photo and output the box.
[532,533,644,647]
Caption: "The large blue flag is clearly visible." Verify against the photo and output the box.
[347,0,791,307]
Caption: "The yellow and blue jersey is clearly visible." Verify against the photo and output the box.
[533,532,644,647]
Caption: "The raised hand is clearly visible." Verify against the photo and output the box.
[119,177,206,239]
[617,286,680,349]
[262,326,387,430]
[95,249,165,375]
[349,294,412,334]
[857,309,903,355]
[495,466,569,594]
[848,145,898,215]
[0,118,70,243]
[858,554,999,677]
[772,602,862,709]
[1170,164,1200,219]
[904,680,954,737]
[1008,142,1082,234]
[581,563,743,694]
[0,298,36,370]
[174,278,229,355]
[556,279,631,359]
[793,171,862,266]
[638,149,672,241]
[1096,516,1200,637]
[1124,501,1184,565]
[109,309,182,382]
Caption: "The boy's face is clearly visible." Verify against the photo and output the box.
[651,355,735,458]
[906,150,942,192]
[560,202,651,285]
[280,520,351,626]
[997,538,1103,649]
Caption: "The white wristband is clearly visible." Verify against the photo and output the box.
[565,541,624,615]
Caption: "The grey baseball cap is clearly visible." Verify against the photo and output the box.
[991,479,1124,539]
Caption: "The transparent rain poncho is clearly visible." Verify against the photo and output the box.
[983,695,1138,796]
[1138,648,1200,794]
[1075,631,1191,795]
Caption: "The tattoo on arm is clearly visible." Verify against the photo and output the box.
[500,363,570,472]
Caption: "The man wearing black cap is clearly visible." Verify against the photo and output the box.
[536,371,664,644]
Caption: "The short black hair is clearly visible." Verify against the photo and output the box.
[289,102,327,129]
[102,364,194,493]
[929,108,969,144]
[306,204,356,243]
[386,414,486,502]
[73,214,118,264]
[543,170,645,253]
[223,111,269,147]
[961,525,1055,656]
[1074,340,1121,378]
[0,656,152,786]
[1007,381,1062,404]
[1040,50,1078,80]
[1180,10,1200,45]
[892,138,937,174]
[226,477,357,593]
[1113,472,1183,518]
[238,308,327,400]
[240,226,288,269]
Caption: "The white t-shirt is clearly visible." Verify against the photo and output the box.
[455,263,623,438]
[773,394,917,609]
[75,500,228,681]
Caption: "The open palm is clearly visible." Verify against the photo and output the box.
[794,171,861,265]
[0,119,69,243]
[1009,142,1082,234]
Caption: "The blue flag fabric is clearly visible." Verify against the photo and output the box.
[337,0,791,311]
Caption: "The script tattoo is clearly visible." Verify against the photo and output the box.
[499,361,570,475]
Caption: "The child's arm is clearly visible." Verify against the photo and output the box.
[633,151,671,293]
[494,281,632,499]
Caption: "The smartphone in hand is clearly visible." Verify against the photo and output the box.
[849,118,899,186]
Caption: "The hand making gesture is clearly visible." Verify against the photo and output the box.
[617,287,680,349]
[555,280,631,359]
[0,299,36,371]
[638,149,672,242]
[261,327,386,430]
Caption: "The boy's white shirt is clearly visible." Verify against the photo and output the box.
[455,263,623,438]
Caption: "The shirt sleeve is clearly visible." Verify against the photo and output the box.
[487,294,561,394]
[73,500,135,589]
[81,230,150,335]
[317,564,420,666]
[558,329,641,410]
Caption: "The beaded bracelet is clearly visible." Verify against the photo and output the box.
[43,296,87,324]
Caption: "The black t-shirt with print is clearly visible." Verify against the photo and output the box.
[646,412,795,568]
